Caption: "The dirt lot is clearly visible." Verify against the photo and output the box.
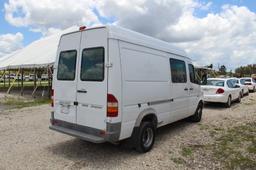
[0,93,255,170]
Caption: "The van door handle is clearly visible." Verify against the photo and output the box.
[77,90,87,93]
[184,88,188,91]
[189,88,193,91]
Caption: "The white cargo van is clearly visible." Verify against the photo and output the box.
[50,25,203,152]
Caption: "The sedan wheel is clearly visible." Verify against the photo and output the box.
[237,94,241,103]
[225,96,232,108]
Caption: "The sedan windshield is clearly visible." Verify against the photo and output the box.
[206,80,225,87]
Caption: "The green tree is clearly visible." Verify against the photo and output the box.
[219,65,227,75]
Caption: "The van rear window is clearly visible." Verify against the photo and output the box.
[81,47,104,81]
[57,50,77,81]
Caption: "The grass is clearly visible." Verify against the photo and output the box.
[181,123,256,169]
[181,147,193,157]
[171,157,186,165]
[1,96,50,109]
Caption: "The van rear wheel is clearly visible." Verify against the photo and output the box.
[134,121,156,153]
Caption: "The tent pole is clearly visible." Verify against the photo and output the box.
[17,69,20,88]
[7,68,20,94]
[32,68,38,98]
[34,68,36,89]
[21,68,24,96]
[47,66,51,98]
[8,69,10,88]
[3,70,6,88]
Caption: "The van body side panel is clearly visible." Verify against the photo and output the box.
[54,32,81,124]
[119,41,172,140]
[76,28,108,130]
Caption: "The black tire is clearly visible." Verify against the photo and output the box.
[237,93,241,103]
[188,102,203,122]
[134,121,156,153]
[225,96,232,108]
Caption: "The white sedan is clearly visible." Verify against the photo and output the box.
[240,77,256,92]
[201,78,241,107]
[231,78,249,97]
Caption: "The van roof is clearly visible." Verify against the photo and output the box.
[61,25,188,58]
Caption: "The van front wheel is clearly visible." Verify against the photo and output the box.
[188,103,203,122]
[135,122,155,153]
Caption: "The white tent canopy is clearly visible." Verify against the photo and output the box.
[0,26,78,70]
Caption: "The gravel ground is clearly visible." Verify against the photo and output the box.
[0,93,255,170]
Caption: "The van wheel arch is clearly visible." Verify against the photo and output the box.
[141,114,158,128]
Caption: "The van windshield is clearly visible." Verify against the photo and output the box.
[206,80,224,87]
[57,50,77,81]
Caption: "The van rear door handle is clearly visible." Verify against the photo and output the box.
[189,88,193,90]
[184,88,188,91]
[77,90,87,93]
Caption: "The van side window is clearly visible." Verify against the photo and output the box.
[170,58,187,83]
[57,50,77,81]
[188,64,196,84]
[81,47,104,81]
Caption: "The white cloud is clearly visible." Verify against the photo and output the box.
[96,1,256,69]
[95,0,198,37]
[172,5,256,70]
[0,32,23,58]
[3,0,256,69]
[4,0,99,35]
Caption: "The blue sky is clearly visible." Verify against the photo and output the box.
[0,0,41,45]
[0,0,255,70]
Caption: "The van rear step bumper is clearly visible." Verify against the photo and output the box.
[49,118,121,143]
[49,125,105,143]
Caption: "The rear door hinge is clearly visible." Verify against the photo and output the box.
[105,63,113,68]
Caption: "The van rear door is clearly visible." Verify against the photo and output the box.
[54,32,81,123]
[76,28,108,130]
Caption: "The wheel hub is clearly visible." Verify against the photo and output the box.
[142,128,153,148]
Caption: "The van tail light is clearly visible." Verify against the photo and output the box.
[216,88,225,94]
[51,89,54,107]
[107,94,118,117]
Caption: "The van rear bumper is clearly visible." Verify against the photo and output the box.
[49,118,121,143]
[50,125,106,143]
